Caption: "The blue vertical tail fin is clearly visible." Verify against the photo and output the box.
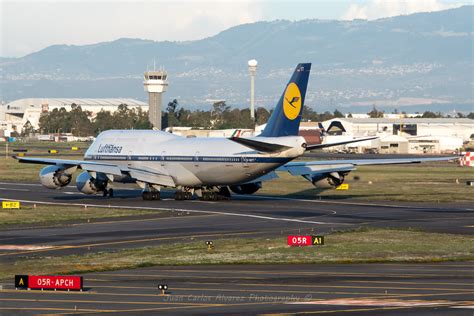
[259,63,311,137]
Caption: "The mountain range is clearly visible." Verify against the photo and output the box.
[1,5,473,113]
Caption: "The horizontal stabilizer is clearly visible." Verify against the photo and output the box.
[230,137,292,153]
[306,136,378,151]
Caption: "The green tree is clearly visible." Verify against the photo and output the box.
[318,111,334,121]
[367,106,384,118]
[39,107,70,134]
[211,101,230,128]
[421,111,443,118]
[133,107,152,129]
[94,110,115,134]
[301,105,319,121]
[21,121,35,137]
[166,99,179,128]
[467,112,474,119]
[255,107,270,125]
[69,104,93,136]
[333,109,344,118]
[112,104,135,129]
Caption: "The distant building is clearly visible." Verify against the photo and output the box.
[322,118,474,142]
[321,117,473,154]
[345,113,427,119]
[0,98,148,133]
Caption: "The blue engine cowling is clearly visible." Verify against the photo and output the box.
[76,171,108,195]
[39,165,72,189]
[306,172,345,188]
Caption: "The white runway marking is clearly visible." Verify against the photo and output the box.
[0,198,340,225]
[3,181,473,211]
[0,245,53,250]
[289,298,450,307]
[0,187,29,192]
[242,194,474,211]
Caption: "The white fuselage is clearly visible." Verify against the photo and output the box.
[84,130,306,187]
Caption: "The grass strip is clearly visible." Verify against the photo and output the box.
[2,228,473,279]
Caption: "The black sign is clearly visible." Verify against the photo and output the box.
[312,235,325,245]
[15,275,28,289]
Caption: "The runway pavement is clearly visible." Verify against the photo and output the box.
[0,181,473,261]
[0,181,473,315]
[0,263,473,315]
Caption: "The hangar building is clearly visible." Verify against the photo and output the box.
[321,118,473,154]
[322,118,473,142]
[0,98,148,135]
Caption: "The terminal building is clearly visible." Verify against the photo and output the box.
[0,98,148,136]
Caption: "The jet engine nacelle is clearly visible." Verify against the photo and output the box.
[76,171,107,195]
[229,182,261,195]
[308,172,345,189]
[39,165,73,189]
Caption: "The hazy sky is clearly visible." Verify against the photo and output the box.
[0,0,470,57]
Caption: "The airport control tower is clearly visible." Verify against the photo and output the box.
[143,70,168,129]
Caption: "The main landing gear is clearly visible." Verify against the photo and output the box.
[142,191,160,200]
[138,185,232,201]
[102,188,114,198]
[174,191,193,200]
[198,187,231,201]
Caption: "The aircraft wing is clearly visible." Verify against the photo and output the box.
[15,157,175,187]
[278,156,460,176]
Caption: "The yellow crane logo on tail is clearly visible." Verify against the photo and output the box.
[283,82,302,120]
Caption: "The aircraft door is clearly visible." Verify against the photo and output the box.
[242,154,249,168]
[127,150,133,167]
[161,151,166,167]
[194,151,200,167]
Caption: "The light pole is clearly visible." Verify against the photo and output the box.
[248,59,258,121]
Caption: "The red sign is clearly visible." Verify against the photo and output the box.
[288,235,325,246]
[28,275,83,291]
[288,235,312,246]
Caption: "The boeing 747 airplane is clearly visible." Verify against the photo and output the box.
[16,63,457,200]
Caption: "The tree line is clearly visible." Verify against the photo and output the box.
[25,101,474,137]
[37,104,150,136]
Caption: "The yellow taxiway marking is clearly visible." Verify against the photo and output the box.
[165,281,473,292]
[0,230,260,257]
[43,305,220,316]
[81,285,397,297]
[261,305,450,315]
[175,284,469,293]
[0,298,224,307]
[147,262,474,277]
[342,280,474,287]
[0,307,112,313]
[48,301,305,316]
[91,273,265,280]
[0,289,96,295]
[143,267,474,279]
[6,288,471,302]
